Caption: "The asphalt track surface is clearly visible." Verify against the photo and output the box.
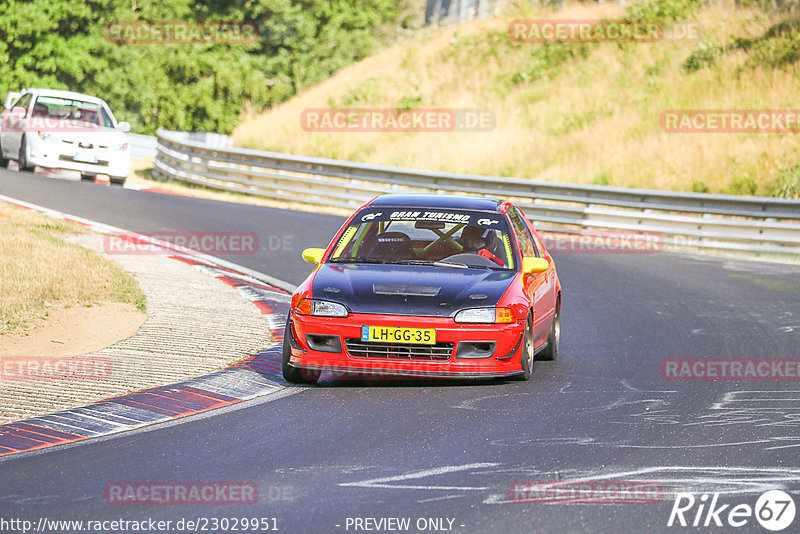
[2,169,800,533]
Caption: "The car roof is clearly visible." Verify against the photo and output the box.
[24,88,107,106]
[368,194,505,212]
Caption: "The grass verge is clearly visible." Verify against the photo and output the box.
[0,202,146,335]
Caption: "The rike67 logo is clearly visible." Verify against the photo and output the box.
[668,490,796,531]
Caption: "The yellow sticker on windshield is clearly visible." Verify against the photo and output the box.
[502,234,514,269]
[332,226,357,258]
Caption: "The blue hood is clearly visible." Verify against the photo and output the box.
[312,264,516,317]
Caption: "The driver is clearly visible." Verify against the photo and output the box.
[460,226,505,266]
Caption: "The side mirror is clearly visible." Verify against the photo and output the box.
[117,121,131,132]
[302,247,326,265]
[523,257,549,274]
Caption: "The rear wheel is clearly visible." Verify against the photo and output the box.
[110,176,127,186]
[537,300,560,361]
[80,173,95,182]
[514,315,534,381]
[281,317,320,384]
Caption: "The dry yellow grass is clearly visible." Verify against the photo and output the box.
[234,1,800,196]
[0,203,146,335]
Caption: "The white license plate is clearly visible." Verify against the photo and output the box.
[73,151,98,163]
[361,326,436,345]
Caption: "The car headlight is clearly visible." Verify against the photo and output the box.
[295,298,349,318]
[36,131,52,140]
[454,307,515,324]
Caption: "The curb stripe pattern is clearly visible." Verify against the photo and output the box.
[0,198,292,457]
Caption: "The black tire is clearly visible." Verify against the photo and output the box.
[81,173,96,182]
[0,138,9,167]
[281,317,320,384]
[537,300,560,361]
[514,315,534,381]
[18,136,31,171]
[110,176,127,186]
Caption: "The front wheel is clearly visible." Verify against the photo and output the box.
[18,136,32,171]
[0,138,8,167]
[514,316,534,381]
[537,301,560,361]
[281,318,320,384]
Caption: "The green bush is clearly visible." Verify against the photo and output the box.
[511,43,591,85]
[340,77,382,107]
[749,30,800,68]
[624,0,701,22]
[682,41,723,72]
[592,171,612,186]
[0,0,417,134]
[397,91,423,111]
[708,17,800,72]
[769,164,800,198]
[724,174,758,195]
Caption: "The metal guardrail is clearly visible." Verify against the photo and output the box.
[154,128,800,257]
[128,133,157,158]
[130,132,232,158]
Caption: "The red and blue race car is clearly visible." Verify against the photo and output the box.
[282,194,561,383]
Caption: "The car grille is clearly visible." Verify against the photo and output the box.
[345,339,454,361]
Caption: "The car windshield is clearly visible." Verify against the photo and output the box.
[32,96,114,127]
[329,208,516,269]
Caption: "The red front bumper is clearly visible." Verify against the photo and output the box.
[288,312,525,378]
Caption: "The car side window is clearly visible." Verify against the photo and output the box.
[15,94,32,112]
[530,230,546,258]
[509,207,539,258]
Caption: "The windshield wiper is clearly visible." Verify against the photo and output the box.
[436,260,496,269]
[389,259,494,269]
[391,259,468,269]
[433,260,470,269]
[390,259,436,265]
[329,256,383,264]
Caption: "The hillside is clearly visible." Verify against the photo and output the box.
[234,0,800,197]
